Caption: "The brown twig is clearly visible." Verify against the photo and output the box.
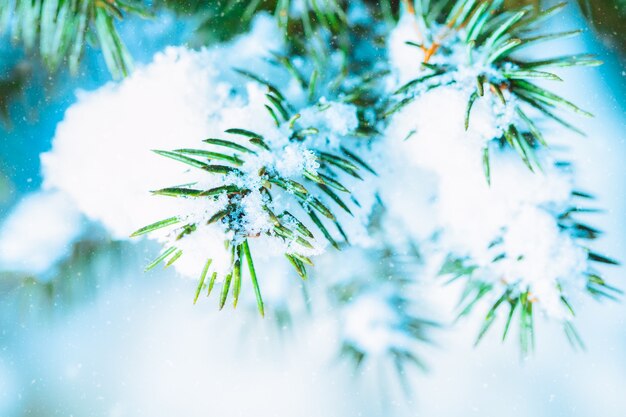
[423,42,440,63]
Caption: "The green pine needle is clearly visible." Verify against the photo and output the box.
[242,239,264,317]
[194,259,212,304]
[130,216,180,237]
[145,246,178,272]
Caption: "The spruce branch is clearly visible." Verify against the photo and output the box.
[158,0,350,46]
[0,0,152,78]
[440,187,619,354]
[132,85,371,314]
[332,243,437,392]
[389,0,601,176]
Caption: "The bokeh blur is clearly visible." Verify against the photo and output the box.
[0,2,625,416]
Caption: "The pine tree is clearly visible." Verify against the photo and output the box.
[0,0,621,396]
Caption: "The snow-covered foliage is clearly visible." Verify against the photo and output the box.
[41,13,378,315]
[381,2,616,350]
[42,15,285,240]
[322,244,435,369]
[33,1,616,365]
[384,82,587,319]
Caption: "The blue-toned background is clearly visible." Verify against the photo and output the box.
[0,6,624,417]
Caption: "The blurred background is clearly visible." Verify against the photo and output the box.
[0,1,625,416]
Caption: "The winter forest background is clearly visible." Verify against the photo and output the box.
[0,1,625,416]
